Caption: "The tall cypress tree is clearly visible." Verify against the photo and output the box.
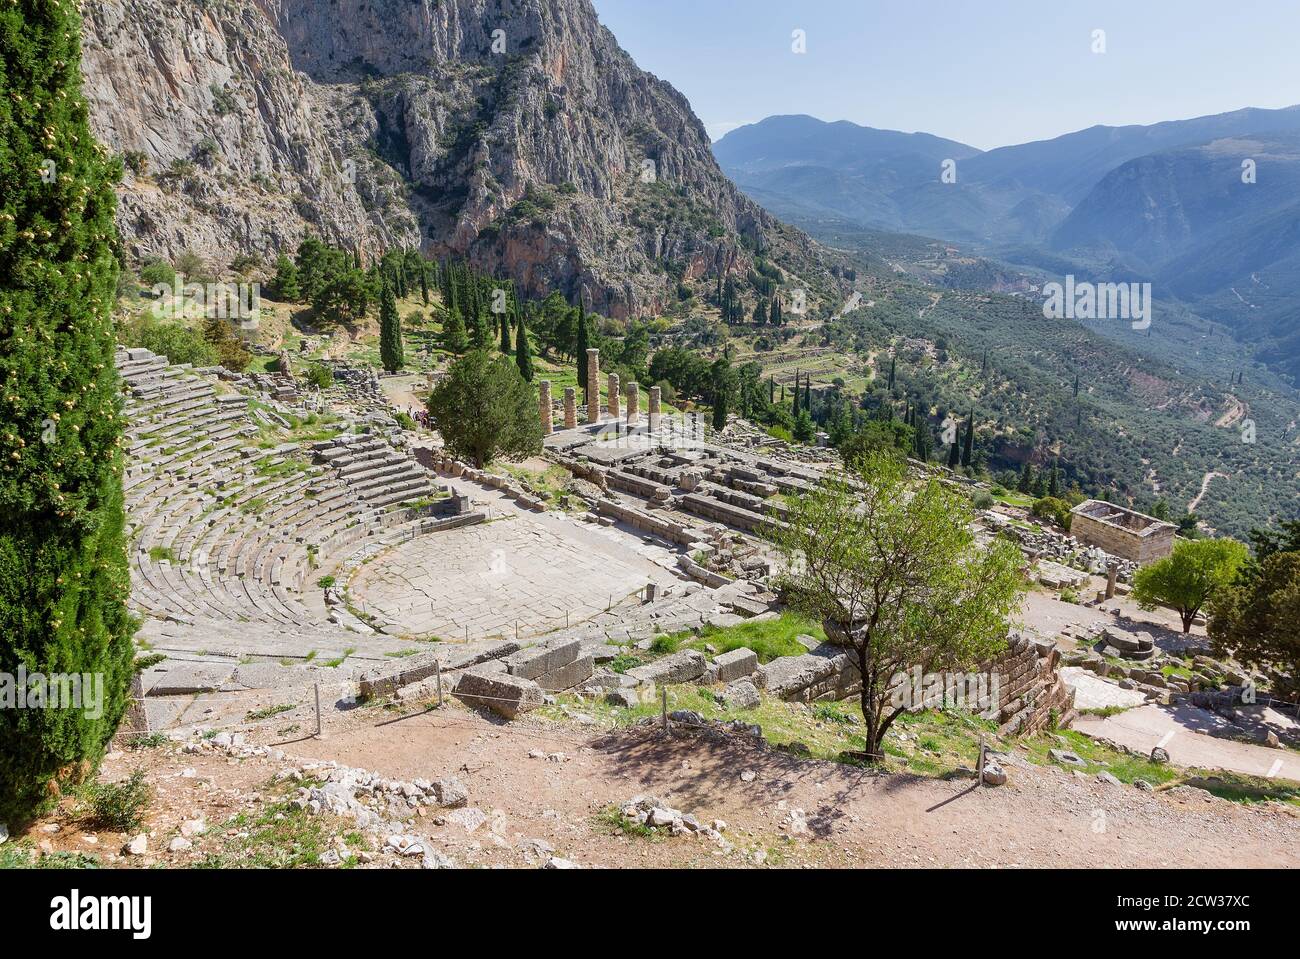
[574,302,589,397]
[961,409,974,467]
[418,261,429,306]
[0,0,134,820]
[378,278,403,372]
[499,304,512,354]
[514,307,533,382]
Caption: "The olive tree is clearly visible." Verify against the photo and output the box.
[1132,538,1248,634]
[775,456,1025,759]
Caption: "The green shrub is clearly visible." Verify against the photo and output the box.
[1031,496,1073,531]
[305,363,335,390]
[82,770,152,832]
[138,258,176,288]
[121,318,217,368]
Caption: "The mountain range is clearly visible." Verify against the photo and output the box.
[715,110,1300,379]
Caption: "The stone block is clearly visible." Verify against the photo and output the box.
[537,655,595,693]
[721,679,760,709]
[505,639,581,681]
[713,647,758,683]
[453,669,544,719]
[626,649,707,686]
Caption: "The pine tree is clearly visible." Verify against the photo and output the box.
[378,278,404,372]
[0,0,134,821]
[514,307,533,382]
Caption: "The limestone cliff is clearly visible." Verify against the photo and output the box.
[82,0,836,316]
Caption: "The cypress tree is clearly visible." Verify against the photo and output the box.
[574,303,589,397]
[378,278,404,372]
[947,431,961,468]
[419,262,429,306]
[1018,463,1036,494]
[1048,461,1061,498]
[792,372,801,415]
[961,410,974,467]
[499,307,512,354]
[888,357,896,390]
[442,307,468,354]
[1,0,134,820]
[514,307,533,382]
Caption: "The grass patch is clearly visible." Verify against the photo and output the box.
[197,801,344,868]
[1021,728,1179,785]
[245,704,294,722]
[125,733,170,750]
[691,612,824,663]
[147,546,174,563]
[1181,772,1300,806]
[594,806,663,841]
[0,845,100,869]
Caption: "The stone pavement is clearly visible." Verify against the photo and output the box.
[348,475,682,640]
[1076,703,1300,781]
[1061,667,1150,711]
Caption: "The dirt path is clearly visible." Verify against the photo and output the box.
[23,707,1297,869]
[266,707,1299,868]
[1215,394,1248,428]
[1188,471,1229,513]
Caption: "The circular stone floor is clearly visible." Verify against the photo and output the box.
[348,513,677,640]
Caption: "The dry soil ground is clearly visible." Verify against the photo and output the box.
[14,704,1298,870]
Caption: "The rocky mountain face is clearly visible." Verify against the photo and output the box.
[81,0,829,317]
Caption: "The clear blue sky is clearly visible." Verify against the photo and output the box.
[591,0,1300,149]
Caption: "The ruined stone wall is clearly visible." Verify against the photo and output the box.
[979,635,1076,735]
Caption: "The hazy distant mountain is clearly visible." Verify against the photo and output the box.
[715,107,1300,249]
[715,109,1300,379]
[1051,132,1300,379]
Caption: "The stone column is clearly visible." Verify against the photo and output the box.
[586,348,600,424]
[563,387,577,430]
[1105,561,1119,600]
[607,372,620,420]
[626,381,640,426]
[648,386,662,432]
[539,380,553,435]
